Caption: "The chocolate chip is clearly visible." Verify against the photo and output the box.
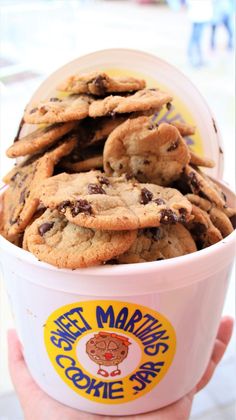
[119,163,123,170]
[156,257,164,261]
[140,188,153,205]
[93,75,107,96]
[98,176,110,186]
[160,209,178,224]
[154,198,165,205]
[57,200,71,214]
[137,170,143,176]
[88,183,106,194]
[49,97,61,102]
[143,159,150,165]
[29,107,38,114]
[125,173,134,181]
[38,222,54,236]
[178,207,187,223]
[71,199,92,216]
[188,171,201,193]
[167,140,179,152]
[166,102,172,110]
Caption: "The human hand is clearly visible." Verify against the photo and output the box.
[8,316,234,420]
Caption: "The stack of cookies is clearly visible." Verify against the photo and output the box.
[1,71,235,268]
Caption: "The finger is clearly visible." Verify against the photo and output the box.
[7,329,40,404]
[196,316,234,392]
[7,330,105,420]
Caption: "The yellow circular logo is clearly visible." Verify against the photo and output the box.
[44,301,176,404]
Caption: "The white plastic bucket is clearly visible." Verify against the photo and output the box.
[0,49,235,416]
[0,179,235,416]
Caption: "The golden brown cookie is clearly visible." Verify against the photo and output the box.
[24,95,93,124]
[184,165,227,209]
[37,171,192,231]
[103,117,190,186]
[6,122,77,158]
[166,123,215,168]
[117,224,197,264]
[89,89,173,118]
[0,188,23,246]
[170,121,196,137]
[23,209,137,269]
[2,135,76,236]
[189,151,215,168]
[58,71,146,96]
[186,194,234,238]
[186,204,223,248]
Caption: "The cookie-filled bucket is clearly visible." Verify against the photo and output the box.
[0,49,235,416]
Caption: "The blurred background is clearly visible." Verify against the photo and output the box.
[0,1,235,419]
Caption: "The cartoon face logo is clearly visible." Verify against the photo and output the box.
[86,332,131,377]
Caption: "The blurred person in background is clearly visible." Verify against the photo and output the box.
[166,0,181,11]
[186,0,213,67]
[211,0,235,50]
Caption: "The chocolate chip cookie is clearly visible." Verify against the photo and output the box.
[23,209,137,268]
[6,121,77,158]
[186,204,223,248]
[24,94,93,124]
[103,117,190,185]
[89,89,173,118]
[189,151,215,168]
[37,170,192,230]
[117,224,197,263]
[170,121,196,137]
[3,135,76,235]
[0,188,23,246]
[186,194,234,237]
[58,71,146,96]
[184,165,227,208]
